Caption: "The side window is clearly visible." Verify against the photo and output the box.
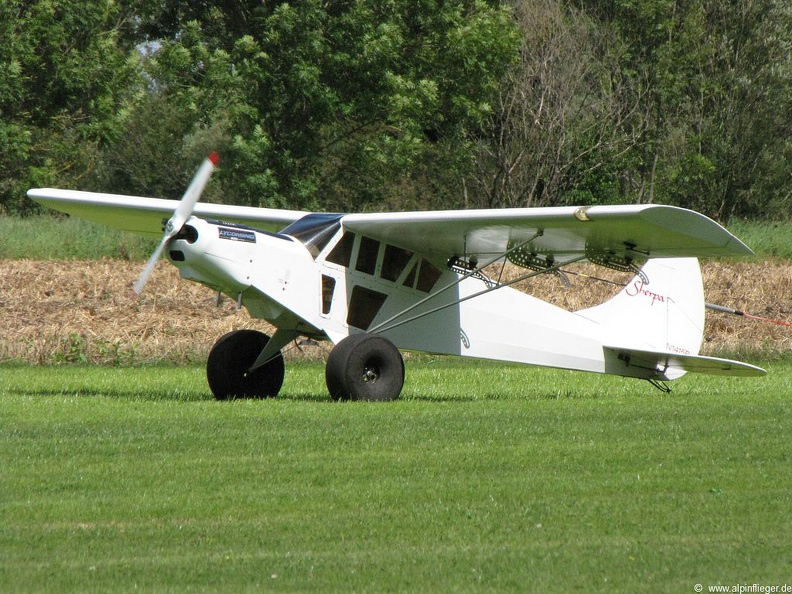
[347,286,388,330]
[321,275,336,315]
[381,245,413,282]
[325,233,435,293]
[326,232,355,267]
[416,259,442,293]
[355,236,379,275]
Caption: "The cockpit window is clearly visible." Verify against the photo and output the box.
[280,213,344,258]
[416,259,442,292]
[381,244,412,282]
[323,231,442,294]
[355,236,379,275]
[326,231,355,267]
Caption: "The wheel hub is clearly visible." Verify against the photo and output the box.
[363,366,379,383]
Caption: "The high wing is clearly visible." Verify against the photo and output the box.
[29,189,751,264]
[27,189,306,237]
[341,204,753,265]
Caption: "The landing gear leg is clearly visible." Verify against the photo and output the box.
[207,330,285,400]
[325,334,404,401]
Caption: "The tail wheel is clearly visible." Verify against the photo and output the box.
[207,330,285,400]
[326,334,404,401]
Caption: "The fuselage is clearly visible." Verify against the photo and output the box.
[167,215,691,381]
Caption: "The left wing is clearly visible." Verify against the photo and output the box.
[341,204,752,265]
[27,189,306,237]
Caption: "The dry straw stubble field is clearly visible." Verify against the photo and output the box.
[1,259,790,365]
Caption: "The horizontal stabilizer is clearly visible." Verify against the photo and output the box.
[604,346,767,378]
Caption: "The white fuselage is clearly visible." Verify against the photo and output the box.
[168,217,699,381]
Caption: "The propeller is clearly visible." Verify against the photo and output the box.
[132,152,220,296]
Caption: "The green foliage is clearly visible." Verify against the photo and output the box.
[1,0,790,218]
[1,360,790,591]
[91,0,520,211]
[726,219,792,261]
[0,0,143,214]
[567,0,792,219]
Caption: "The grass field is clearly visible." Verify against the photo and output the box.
[2,359,790,592]
[0,216,158,261]
[2,214,789,591]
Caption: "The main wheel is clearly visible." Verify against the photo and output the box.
[207,330,285,400]
[325,334,404,401]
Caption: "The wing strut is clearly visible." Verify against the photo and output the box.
[367,233,544,335]
[369,254,587,336]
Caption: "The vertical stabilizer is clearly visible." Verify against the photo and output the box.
[576,258,705,377]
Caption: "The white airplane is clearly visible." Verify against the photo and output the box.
[28,153,766,400]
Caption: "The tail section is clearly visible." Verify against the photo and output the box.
[577,258,706,360]
[578,258,765,379]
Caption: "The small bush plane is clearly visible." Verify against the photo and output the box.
[28,153,765,400]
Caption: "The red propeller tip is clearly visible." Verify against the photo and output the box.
[208,151,220,166]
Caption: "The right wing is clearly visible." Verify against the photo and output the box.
[27,189,307,237]
[341,204,754,267]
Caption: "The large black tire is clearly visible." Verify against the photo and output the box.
[325,334,404,401]
[206,330,285,400]
[325,334,368,400]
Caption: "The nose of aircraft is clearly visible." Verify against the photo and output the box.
[166,217,254,294]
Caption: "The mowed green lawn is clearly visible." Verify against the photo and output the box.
[1,359,790,593]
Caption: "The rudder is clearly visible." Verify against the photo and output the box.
[576,258,706,363]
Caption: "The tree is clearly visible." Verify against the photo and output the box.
[571,0,792,220]
[469,0,647,209]
[100,0,520,211]
[0,0,141,214]
[691,0,792,219]
[5,0,788,220]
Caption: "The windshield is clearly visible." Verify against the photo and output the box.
[279,213,344,258]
